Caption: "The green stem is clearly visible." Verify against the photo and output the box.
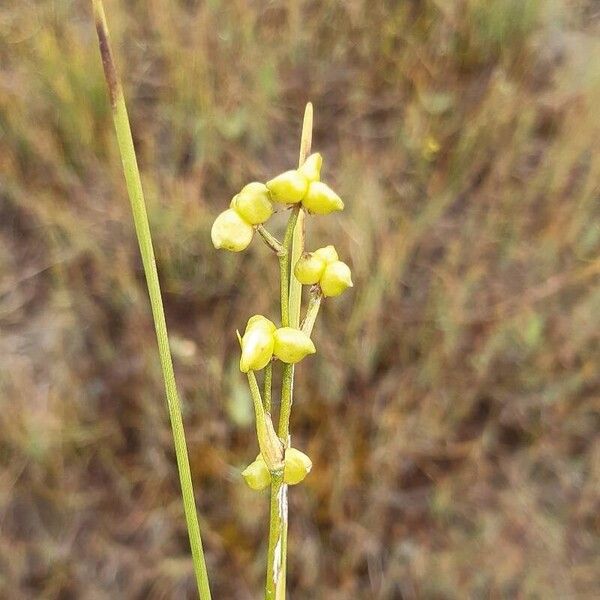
[289,102,312,327]
[301,289,322,338]
[279,207,300,328]
[257,225,285,255]
[264,361,273,413]
[91,2,211,597]
[288,210,305,328]
[278,363,295,442]
[244,366,283,473]
[265,471,286,600]
[265,208,297,600]
[266,103,314,600]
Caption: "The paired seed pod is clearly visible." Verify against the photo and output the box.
[294,245,353,297]
[301,153,343,214]
[242,456,271,491]
[273,327,316,363]
[242,447,312,491]
[239,315,276,373]
[283,448,313,485]
[212,152,345,255]
[266,153,343,214]
[264,152,322,204]
[239,316,316,371]
[321,261,353,297]
[212,183,274,252]
[231,182,273,225]
[302,181,344,215]
[294,252,327,285]
[314,245,338,264]
[298,152,323,182]
[211,209,254,252]
[266,170,309,204]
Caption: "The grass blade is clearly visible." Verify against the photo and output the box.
[91,1,211,597]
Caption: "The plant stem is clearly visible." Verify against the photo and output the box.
[265,471,286,600]
[301,289,322,337]
[245,370,283,471]
[279,207,300,328]
[289,103,312,328]
[278,363,295,442]
[265,103,313,600]
[264,361,273,413]
[265,207,298,600]
[257,225,285,255]
[288,210,305,328]
[91,2,211,597]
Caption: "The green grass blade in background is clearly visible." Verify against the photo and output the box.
[91,1,211,597]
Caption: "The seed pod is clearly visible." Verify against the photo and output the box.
[242,456,270,491]
[240,325,275,373]
[231,182,273,225]
[314,245,338,265]
[294,252,326,285]
[284,447,312,485]
[245,314,277,335]
[211,208,254,252]
[266,170,309,204]
[320,260,353,297]
[298,152,323,182]
[302,181,344,215]
[273,327,316,363]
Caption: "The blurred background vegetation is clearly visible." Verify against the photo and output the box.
[1,0,599,597]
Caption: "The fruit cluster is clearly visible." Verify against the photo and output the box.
[239,315,315,373]
[211,153,343,252]
[211,151,353,489]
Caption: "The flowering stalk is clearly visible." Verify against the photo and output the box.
[211,102,352,599]
[90,1,211,597]
[268,104,314,597]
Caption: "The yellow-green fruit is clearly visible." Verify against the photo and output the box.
[314,245,338,265]
[266,170,309,204]
[211,208,254,252]
[284,447,312,485]
[242,457,270,491]
[231,182,273,225]
[244,314,277,335]
[294,252,326,285]
[273,327,316,363]
[298,152,323,182]
[302,181,344,215]
[320,260,353,297]
[240,324,275,373]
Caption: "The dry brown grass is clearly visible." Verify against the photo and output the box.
[1,0,599,597]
